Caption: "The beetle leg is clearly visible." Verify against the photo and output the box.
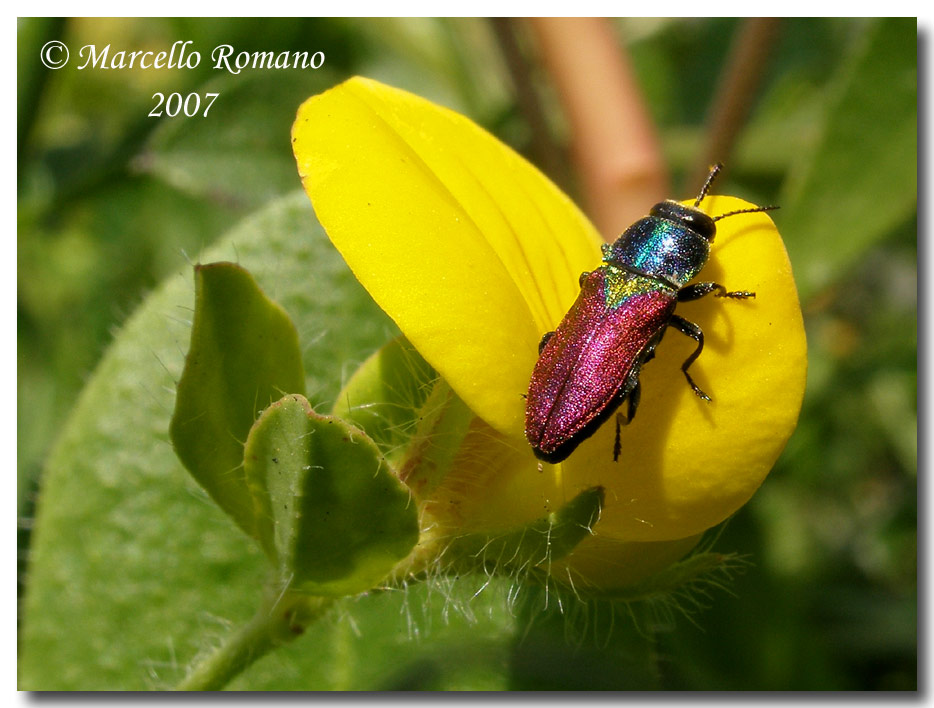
[669,315,711,402]
[678,282,755,301]
[627,380,641,422]
[538,331,555,354]
[612,379,641,461]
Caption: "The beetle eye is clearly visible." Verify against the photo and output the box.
[683,212,716,241]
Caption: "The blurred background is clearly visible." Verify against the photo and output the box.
[18,17,916,690]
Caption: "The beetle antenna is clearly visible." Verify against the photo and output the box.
[712,204,780,222]
[693,163,723,207]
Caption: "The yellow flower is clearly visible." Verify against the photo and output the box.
[292,77,806,590]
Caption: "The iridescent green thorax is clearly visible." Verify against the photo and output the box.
[602,265,675,309]
[603,214,711,288]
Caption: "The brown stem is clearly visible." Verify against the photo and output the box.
[489,18,569,190]
[690,18,782,188]
[527,17,668,239]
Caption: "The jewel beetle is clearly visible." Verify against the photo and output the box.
[524,163,777,465]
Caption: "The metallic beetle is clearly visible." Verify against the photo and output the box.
[525,164,777,464]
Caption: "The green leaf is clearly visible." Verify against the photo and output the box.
[779,18,917,300]
[395,379,474,497]
[332,336,474,497]
[19,192,397,689]
[230,579,518,690]
[17,192,523,690]
[244,394,418,596]
[440,487,605,577]
[170,261,305,551]
[331,335,437,465]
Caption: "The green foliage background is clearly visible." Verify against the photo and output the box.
[18,18,916,690]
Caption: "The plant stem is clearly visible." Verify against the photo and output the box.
[175,589,332,691]
[527,17,669,239]
[488,18,569,191]
[690,18,782,188]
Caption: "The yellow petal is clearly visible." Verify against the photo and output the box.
[462,198,807,544]
[550,534,704,591]
[294,78,807,557]
[570,197,806,542]
[293,77,602,439]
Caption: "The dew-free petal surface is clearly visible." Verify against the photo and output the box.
[294,78,806,550]
[293,77,602,439]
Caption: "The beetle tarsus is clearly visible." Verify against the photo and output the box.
[678,281,755,302]
[613,413,622,462]
[716,286,756,299]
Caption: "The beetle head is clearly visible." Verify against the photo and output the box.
[649,201,717,241]
[686,162,780,234]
